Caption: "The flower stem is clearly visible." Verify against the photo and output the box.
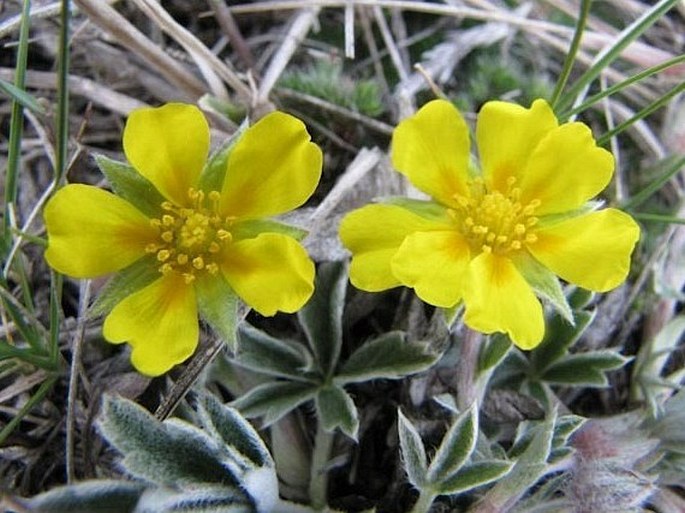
[456,327,483,410]
[309,418,335,509]
[409,488,436,513]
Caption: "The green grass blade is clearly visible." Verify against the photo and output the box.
[0,377,58,445]
[596,81,685,146]
[556,0,679,113]
[55,0,70,183]
[632,213,685,225]
[622,155,685,210]
[3,0,32,239]
[550,0,592,109]
[0,78,46,114]
[560,54,685,121]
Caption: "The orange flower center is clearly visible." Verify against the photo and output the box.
[449,177,540,255]
[145,188,234,284]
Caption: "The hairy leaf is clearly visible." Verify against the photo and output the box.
[134,486,251,513]
[336,332,438,385]
[231,381,317,426]
[542,351,630,387]
[397,409,428,488]
[427,403,478,483]
[478,334,512,374]
[196,275,240,350]
[316,385,359,439]
[298,261,347,378]
[25,480,145,513]
[516,257,573,324]
[435,460,513,495]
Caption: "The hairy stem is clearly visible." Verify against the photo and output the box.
[309,418,335,509]
[409,488,436,513]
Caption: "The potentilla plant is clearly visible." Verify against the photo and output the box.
[340,98,641,350]
[43,103,323,376]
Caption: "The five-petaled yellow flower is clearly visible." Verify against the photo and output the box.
[340,99,640,349]
[44,104,322,376]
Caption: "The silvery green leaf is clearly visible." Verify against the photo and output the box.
[530,309,596,375]
[435,460,513,495]
[397,409,428,488]
[89,255,160,316]
[134,486,251,513]
[95,154,165,218]
[478,334,512,374]
[516,256,573,323]
[541,351,630,387]
[196,275,240,350]
[427,403,478,483]
[231,381,317,426]
[195,393,272,469]
[335,332,438,385]
[297,261,347,378]
[25,480,146,513]
[98,395,239,488]
[316,385,359,439]
[552,415,586,447]
[234,323,313,382]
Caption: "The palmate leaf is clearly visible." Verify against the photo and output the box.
[24,480,146,513]
[397,410,428,488]
[316,385,359,439]
[231,381,317,426]
[234,323,313,382]
[95,154,165,218]
[298,261,347,378]
[98,395,241,489]
[335,332,438,385]
[426,403,478,483]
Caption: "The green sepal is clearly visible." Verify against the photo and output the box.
[95,154,165,218]
[231,381,317,427]
[232,219,308,242]
[382,197,451,223]
[541,350,631,387]
[89,255,160,317]
[195,274,240,351]
[434,460,513,496]
[536,200,603,227]
[234,323,314,382]
[316,385,359,440]
[515,255,573,324]
[298,261,347,378]
[397,409,428,488]
[198,126,244,193]
[426,403,478,483]
[24,480,146,513]
[335,332,438,385]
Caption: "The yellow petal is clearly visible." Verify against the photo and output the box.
[220,112,322,219]
[477,99,558,192]
[391,230,471,307]
[462,253,544,350]
[528,209,640,292]
[103,273,199,377]
[520,123,614,215]
[339,204,451,292]
[123,103,209,206]
[220,233,315,316]
[391,100,471,206]
[44,184,155,278]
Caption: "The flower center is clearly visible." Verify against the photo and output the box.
[449,177,540,255]
[145,188,234,284]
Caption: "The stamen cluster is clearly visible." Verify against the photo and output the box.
[450,177,540,255]
[145,188,233,284]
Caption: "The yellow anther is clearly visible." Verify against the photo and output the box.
[162,214,175,226]
[183,273,196,285]
[192,257,205,270]
[482,244,492,254]
[510,241,522,250]
[145,243,159,253]
[160,263,173,275]
[150,219,162,228]
[514,224,526,235]
[525,234,538,244]
[157,249,171,262]
[161,201,174,211]
[486,233,496,243]
[209,242,220,253]
[177,253,189,265]
[527,217,539,227]
[217,229,232,241]
[496,235,508,244]
[206,263,219,274]
[162,231,174,243]
[209,191,221,202]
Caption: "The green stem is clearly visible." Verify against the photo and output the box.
[550,0,592,109]
[309,418,335,509]
[409,488,436,513]
[456,327,483,410]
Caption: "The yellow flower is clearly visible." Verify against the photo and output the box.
[340,99,640,349]
[44,103,322,376]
